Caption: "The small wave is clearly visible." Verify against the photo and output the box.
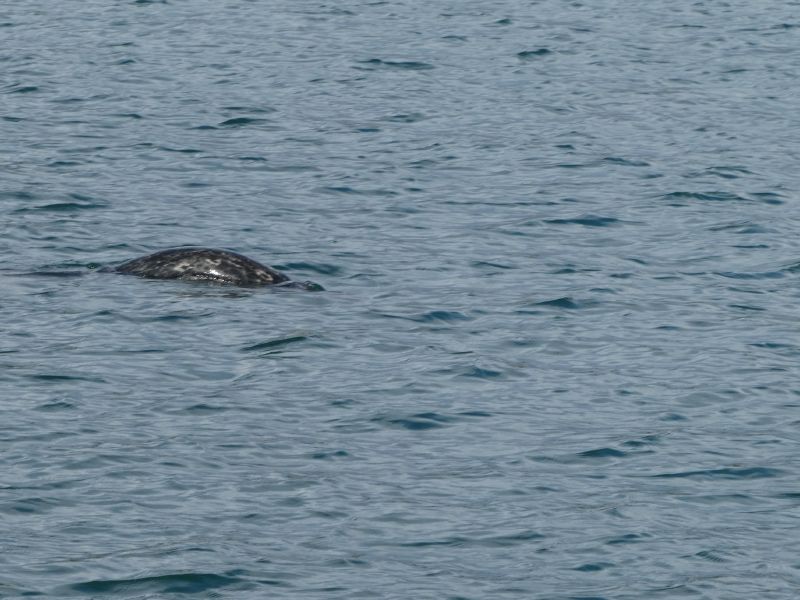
[750,192,784,204]
[158,146,202,154]
[310,449,349,460]
[545,215,620,227]
[218,117,268,127]
[241,336,308,352]
[34,400,76,411]
[66,572,244,594]
[574,562,614,572]
[606,533,650,545]
[47,160,84,167]
[375,310,471,323]
[526,297,585,310]
[14,201,106,213]
[478,530,545,546]
[355,58,435,70]
[707,221,769,234]
[153,313,214,322]
[20,192,104,210]
[473,259,514,269]
[715,270,783,280]
[661,191,780,205]
[688,165,753,179]
[381,113,426,123]
[279,262,341,275]
[461,366,503,379]
[650,467,783,480]
[578,447,627,458]
[179,403,229,414]
[695,549,729,563]
[373,412,455,431]
[603,156,650,167]
[5,84,38,94]
[398,536,467,547]
[5,496,63,515]
[317,186,398,196]
[728,303,766,312]
[517,48,552,59]
[222,105,276,114]
[749,342,798,350]
[397,529,544,548]
[459,410,493,418]
[0,190,37,200]
[415,310,471,323]
[28,374,105,383]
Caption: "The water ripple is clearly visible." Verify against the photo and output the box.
[3,1,800,599]
[66,572,245,595]
[650,467,784,480]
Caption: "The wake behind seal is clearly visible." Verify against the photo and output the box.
[103,247,321,289]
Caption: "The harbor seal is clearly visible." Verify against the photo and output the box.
[104,248,318,289]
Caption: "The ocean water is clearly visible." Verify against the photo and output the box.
[2,1,800,598]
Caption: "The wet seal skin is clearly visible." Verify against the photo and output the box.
[103,248,322,289]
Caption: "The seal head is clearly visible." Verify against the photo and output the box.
[109,248,292,287]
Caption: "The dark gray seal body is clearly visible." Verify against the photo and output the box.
[106,248,304,287]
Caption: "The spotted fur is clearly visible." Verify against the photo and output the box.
[109,248,291,287]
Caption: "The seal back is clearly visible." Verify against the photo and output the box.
[111,248,290,286]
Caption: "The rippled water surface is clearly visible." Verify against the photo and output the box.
[3,1,800,598]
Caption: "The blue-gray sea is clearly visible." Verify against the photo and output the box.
[2,1,800,598]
